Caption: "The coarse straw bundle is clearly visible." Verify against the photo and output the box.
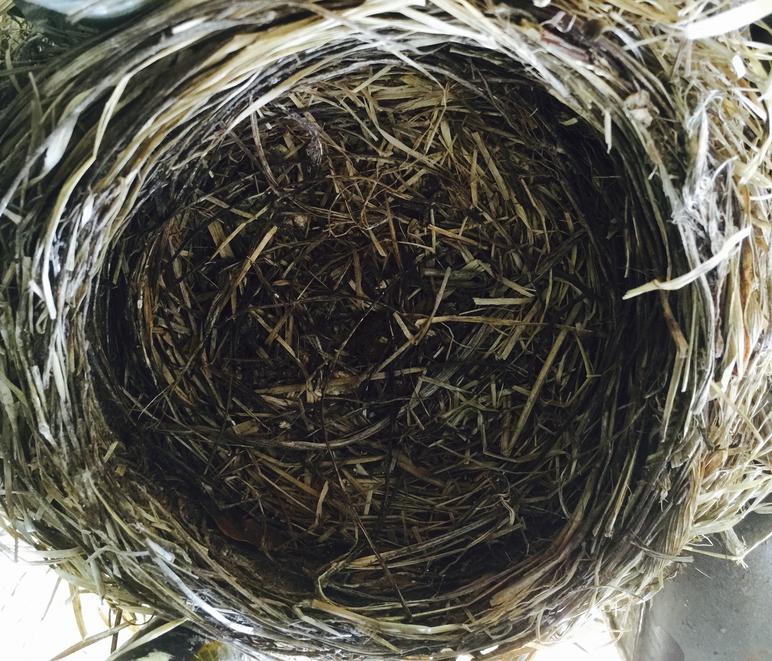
[0,1,770,658]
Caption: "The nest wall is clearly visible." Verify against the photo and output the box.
[0,1,770,659]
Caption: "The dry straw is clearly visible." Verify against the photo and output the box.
[0,1,770,659]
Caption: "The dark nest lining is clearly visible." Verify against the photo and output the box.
[0,1,770,660]
[96,49,668,620]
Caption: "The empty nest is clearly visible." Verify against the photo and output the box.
[0,1,770,659]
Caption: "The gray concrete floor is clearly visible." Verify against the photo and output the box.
[631,513,772,661]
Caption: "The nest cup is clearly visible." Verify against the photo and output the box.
[1,1,770,658]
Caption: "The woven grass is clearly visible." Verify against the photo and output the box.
[0,1,770,659]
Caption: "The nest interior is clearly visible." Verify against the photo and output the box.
[97,44,671,629]
[0,1,770,659]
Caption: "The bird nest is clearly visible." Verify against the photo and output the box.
[0,1,770,659]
